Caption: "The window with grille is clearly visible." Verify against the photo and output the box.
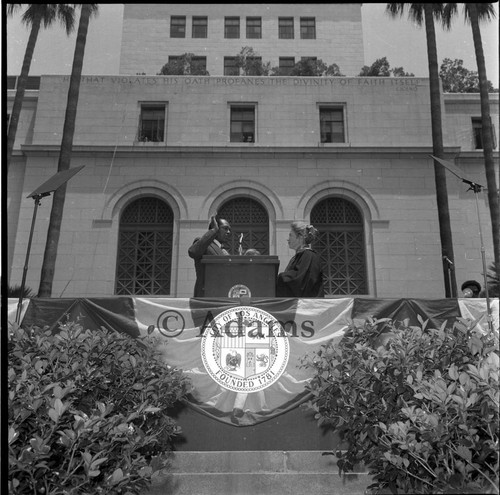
[279,17,294,39]
[192,16,207,38]
[300,17,316,39]
[230,106,255,142]
[115,197,173,295]
[279,57,295,76]
[246,17,261,38]
[170,16,186,37]
[472,117,497,150]
[192,56,207,74]
[320,107,345,143]
[311,197,367,296]
[225,17,240,38]
[218,197,269,255]
[224,57,239,76]
[138,105,165,142]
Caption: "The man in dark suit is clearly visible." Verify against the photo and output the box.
[188,215,232,297]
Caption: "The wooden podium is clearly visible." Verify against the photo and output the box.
[201,255,280,297]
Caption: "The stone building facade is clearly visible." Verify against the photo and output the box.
[6,4,499,299]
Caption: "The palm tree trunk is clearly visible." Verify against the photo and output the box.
[38,5,92,297]
[424,4,457,297]
[468,3,500,282]
[6,10,42,173]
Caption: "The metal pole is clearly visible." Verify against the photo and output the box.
[15,195,42,324]
[472,187,493,333]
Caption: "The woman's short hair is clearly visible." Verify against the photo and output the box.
[291,221,319,245]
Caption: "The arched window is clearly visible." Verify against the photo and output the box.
[218,197,269,255]
[311,197,367,295]
[115,197,173,295]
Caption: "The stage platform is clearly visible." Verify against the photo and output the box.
[7,296,498,451]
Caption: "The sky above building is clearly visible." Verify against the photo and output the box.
[5,3,499,87]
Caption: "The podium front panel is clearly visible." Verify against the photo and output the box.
[202,256,280,297]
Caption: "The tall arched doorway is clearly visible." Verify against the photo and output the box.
[218,197,269,255]
[311,197,368,295]
[115,196,173,295]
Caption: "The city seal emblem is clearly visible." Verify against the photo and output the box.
[201,306,289,393]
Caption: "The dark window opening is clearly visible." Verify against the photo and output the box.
[246,17,262,38]
[192,16,208,38]
[279,17,294,39]
[225,17,240,38]
[230,106,255,143]
[320,107,345,143]
[116,197,173,295]
[311,197,367,296]
[171,16,186,38]
[138,105,165,142]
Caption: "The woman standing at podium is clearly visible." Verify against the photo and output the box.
[276,221,324,297]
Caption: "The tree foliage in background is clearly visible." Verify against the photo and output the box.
[8,321,191,494]
[158,52,210,76]
[234,46,272,76]
[359,56,414,77]
[287,58,345,77]
[440,58,497,93]
[6,4,77,174]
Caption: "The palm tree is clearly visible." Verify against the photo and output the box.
[386,3,457,297]
[38,4,99,297]
[442,2,499,283]
[6,4,76,173]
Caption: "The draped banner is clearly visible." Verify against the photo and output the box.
[8,297,498,426]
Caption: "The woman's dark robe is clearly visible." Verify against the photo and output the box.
[276,248,324,297]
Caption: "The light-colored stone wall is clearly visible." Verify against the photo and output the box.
[29,75,432,148]
[119,4,364,77]
[444,93,499,151]
[6,77,498,299]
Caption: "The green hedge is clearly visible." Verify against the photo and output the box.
[302,317,499,494]
[8,321,192,495]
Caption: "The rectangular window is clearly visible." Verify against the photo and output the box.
[246,17,261,38]
[231,106,255,143]
[192,16,208,38]
[225,17,240,38]
[300,17,316,39]
[168,55,206,74]
[279,57,295,76]
[191,56,207,74]
[319,107,345,143]
[26,76,41,90]
[472,117,497,150]
[7,76,41,89]
[224,57,239,76]
[170,16,186,38]
[279,17,294,39]
[138,105,166,143]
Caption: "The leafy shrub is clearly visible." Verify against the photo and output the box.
[302,317,499,494]
[8,321,192,494]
